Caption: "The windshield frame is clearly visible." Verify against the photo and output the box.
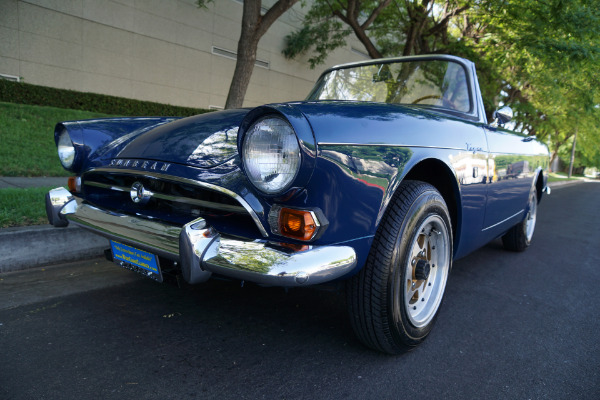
[306,55,483,123]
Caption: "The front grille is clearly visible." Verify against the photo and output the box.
[82,171,262,238]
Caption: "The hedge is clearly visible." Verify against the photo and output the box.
[0,79,210,117]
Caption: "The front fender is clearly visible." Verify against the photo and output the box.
[55,117,177,173]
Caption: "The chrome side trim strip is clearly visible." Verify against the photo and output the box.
[85,181,247,213]
[482,209,524,232]
[85,168,268,237]
[318,142,465,151]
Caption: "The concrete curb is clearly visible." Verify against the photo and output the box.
[0,224,109,273]
[0,176,68,189]
[0,179,590,274]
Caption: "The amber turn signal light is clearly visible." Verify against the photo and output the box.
[279,208,317,241]
[67,176,81,193]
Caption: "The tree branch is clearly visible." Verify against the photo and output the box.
[362,0,393,30]
[257,0,299,38]
[333,9,350,25]
[427,4,470,37]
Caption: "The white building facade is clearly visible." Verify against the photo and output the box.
[0,0,369,109]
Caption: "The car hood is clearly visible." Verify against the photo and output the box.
[117,109,249,168]
[114,101,468,170]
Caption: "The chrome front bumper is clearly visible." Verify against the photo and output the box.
[46,187,357,286]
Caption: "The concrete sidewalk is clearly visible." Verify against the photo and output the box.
[0,176,68,189]
[0,177,590,274]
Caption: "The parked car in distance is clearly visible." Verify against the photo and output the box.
[46,55,550,354]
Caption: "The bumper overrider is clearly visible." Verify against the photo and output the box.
[46,187,357,286]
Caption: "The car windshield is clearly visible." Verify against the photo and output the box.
[307,59,472,113]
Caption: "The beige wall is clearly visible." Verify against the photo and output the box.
[0,0,369,109]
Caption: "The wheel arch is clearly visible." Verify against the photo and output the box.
[534,168,545,204]
[381,158,462,255]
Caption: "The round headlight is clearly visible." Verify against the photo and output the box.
[57,129,75,169]
[242,116,301,194]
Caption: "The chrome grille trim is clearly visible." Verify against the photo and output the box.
[85,181,128,192]
[85,181,247,213]
[84,168,268,237]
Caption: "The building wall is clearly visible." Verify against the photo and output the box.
[0,0,369,109]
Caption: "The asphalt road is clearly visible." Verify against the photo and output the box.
[1,182,599,399]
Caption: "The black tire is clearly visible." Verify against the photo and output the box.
[347,180,453,354]
[502,188,537,252]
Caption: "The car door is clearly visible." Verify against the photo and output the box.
[482,127,544,232]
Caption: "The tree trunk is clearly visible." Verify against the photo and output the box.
[347,20,383,59]
[549,151,557,173]
[568,125,577,178]
[225,1,261,109]
[348,0,390,59]
[224,0,299,109]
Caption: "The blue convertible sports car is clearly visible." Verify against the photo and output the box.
[46,55,550,354]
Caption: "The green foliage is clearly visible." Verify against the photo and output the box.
[284,14,352,68]
[0,80,209,117]
[547,172,581,182]
[0,102,113,177]
[0,187,54,228]
[284,0,600,168]
[467,0,600,168]
[284,0,473,66]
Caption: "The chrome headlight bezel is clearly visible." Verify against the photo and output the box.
[54,123,84,173]
[241,115,302,195]
[57,127,76,169]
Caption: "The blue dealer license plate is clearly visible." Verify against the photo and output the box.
[110,241,162,282]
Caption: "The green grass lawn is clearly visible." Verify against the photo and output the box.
[0,102,115,177]
[0,102,116,227]
[547,172,585,182]
[0,186,55,228]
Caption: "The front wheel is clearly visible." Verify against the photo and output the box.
[347,181,453,354]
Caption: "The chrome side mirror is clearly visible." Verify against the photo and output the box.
[491,106,513,127]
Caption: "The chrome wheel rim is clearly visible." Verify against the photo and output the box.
[404,215,450,328]
[525,193,537,242]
